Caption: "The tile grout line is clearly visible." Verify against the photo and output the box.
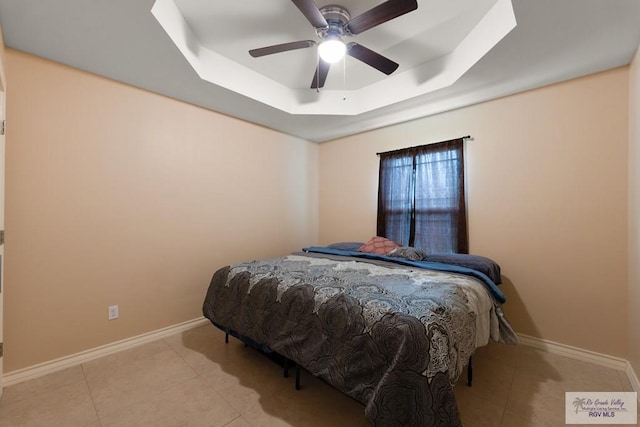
[161,336,208,386]
[498,346,521,426]
[81,338,203,424]
[222,414,246,427]
[160,330,250,424]
[80,363,104,427]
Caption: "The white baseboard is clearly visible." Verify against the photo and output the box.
[2,317,209,388]
[626,360,640,395]
[517,333,640,395]
[3,322,638,396]
[517,333,629,370]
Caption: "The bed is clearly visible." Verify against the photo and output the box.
[202,242,517,426]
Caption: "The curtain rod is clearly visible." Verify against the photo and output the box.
[376,135,473,156]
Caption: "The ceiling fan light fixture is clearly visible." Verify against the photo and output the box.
[318,38,346,63]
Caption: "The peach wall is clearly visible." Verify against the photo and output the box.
[0,25,5,390]
[0,25,5,90]
[629,47,640,377]
[2,45,634,373]
[320,68,629,357]
[4,50,319,372]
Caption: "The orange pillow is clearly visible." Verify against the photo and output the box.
[358,236,401,255]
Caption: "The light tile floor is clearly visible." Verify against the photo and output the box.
[0,324,637,426]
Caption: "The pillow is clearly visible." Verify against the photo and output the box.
[387,246,428,261]
[424,253,503,284]
[357,236,401,255]
[327,242,365,251]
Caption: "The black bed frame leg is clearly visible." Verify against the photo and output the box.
[467,355,473,387]
[225,331,229,344]
[295,364,301,390]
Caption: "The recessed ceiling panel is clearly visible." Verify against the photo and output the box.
[154,0,515,114]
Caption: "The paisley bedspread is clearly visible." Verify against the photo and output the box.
[203,254,516,426]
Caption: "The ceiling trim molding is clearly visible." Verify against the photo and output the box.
[152,0,516,116]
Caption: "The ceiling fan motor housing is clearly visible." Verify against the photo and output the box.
[316,5,351,40]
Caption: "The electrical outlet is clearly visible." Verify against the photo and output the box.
[108,305,119,320]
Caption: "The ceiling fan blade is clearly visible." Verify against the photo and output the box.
[346,0,418,35]
[292,0,328,29]
[347,43,399,75]
[311,59,331,89]
[249,40,316,57]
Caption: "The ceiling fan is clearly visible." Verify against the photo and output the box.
[249,0,419,89]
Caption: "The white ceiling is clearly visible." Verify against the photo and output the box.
[0,0,639,142]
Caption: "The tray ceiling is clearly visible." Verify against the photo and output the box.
[152,0,515,115]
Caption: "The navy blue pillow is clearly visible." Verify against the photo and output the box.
[424,253,502,284]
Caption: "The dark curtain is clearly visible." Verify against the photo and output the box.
[377,138,468,254]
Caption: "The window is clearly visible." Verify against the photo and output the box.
[376,138,468,254]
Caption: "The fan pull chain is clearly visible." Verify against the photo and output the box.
[343,54,346,90]
[316,49,320,94]
[342,52,348,101]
